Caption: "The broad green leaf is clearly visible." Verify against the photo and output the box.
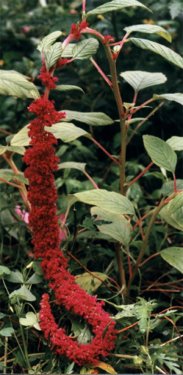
[0,70,40,99]
[73,38,99,60]
[74,189,135,215]
[19,312,41,330]
[10,126,30,147]
[143,135,177,172]
[91,206,131,245]
[160,247,183,273]
[26,273,42,285]
[0,327,14,337]
[166,136,183,151]
[37,31,62,52]
[124,24,171,42]
[6,270,24,283]
[154,93,183,106]
[129,38,183,69]
[160,192,183,231]
[0,265,11,278]
[75,272,107,292]
[58,162,86,173]
[0,169,28,185]
[0,145,25,155]
[55,85,84,93]
[44,42,62,69]
[127,117,145,125]
[87,0,149,16]
[97,219,131,246]
[9,285,36,303]
[61,43,75,58]
[120,71,167,92]
[64,110,114,126]
[45,122,90,142]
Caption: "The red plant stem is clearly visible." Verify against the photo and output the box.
[91,136,120,165]
[116,321,138,334]
[0,178,20,188]
[127,161,153,187]
[82,0,86,15]
[139,252,160,267]
[90,57,112,87]
[84,171,99,189]
[131,97,155,115]
[128,198,167,290]
[3,153,30,211]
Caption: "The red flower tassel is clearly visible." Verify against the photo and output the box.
[24,68,116,365]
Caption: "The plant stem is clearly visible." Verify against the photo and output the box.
[127,161,153,187]
[103,45,126,194]
[3,337,8,374]
[128,199,166,290]
[127,101,164,144]
[115,245,126,295]
[91,136,120,165]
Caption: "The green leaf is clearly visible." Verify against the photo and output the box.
[37,31,62,53]
[97,219,131,246]
[124,24,172,42]
[143,135,177,172]
[162,179,183,196]
[0,327,14,337]
[160,192,183,231]
[61,43,75,58]
[55,85,84,93]
[10,126,30,147]
[64,110,114,126]
[0,70,39,99]
[74,189,135,215]
[129,38,183,69]
[75,272,107,292]
[154,93,183,106]
[91,206,131,245]
[19,312,41,330]
[160,247,183,273]
[6,270,24,283]
[114,304,136,319]
[87,0,149,16]
[26,273,42,284]
[166,136,183,151]
[9,285,36,304]
[120,71,167,92]
[44,42,62,69]
[0,145,25,156]
[0,265,11,278]
[73,38,99,60]
[135,298,157,333]
[58,162,86,173]
[45,122,90,142]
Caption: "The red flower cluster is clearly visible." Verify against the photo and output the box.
[38,64,58,89]
[70,20,88,40]
[24,68,116,365]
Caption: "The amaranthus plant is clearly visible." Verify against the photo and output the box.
[0,0,183,373]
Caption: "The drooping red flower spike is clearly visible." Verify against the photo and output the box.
[24,65,116,365]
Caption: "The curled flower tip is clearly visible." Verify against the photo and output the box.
[70,20,88,40]
[38,65,58,89]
